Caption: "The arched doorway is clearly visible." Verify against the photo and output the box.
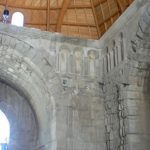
[0,81,38,150]
[0,110,10,150]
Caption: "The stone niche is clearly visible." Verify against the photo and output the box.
[0,81,38,150]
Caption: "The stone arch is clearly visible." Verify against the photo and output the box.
[0,83,38,150]
[0,32,64,150]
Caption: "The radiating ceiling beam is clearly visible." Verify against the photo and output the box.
[90,0,101,37]
[0,3,92,10]
[115,0,124,13]
[47,0,50,31]
[56,0,70,32]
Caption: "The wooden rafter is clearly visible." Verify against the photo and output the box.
[94,0,106,7]
[47,0,50,30]
[90,0,101,37]
[24,21,97,27]
[0,3,92,10]
[5,0,7,7]
[0,3,46,10]
[56,0,70,32]
[115,0,124,13]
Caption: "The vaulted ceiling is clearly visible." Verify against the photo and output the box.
[0,0,134,39]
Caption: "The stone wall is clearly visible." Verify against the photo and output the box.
[0,21,105,150]
[0,0,150,150]
[98,1,150,150]
[125,4,150,150]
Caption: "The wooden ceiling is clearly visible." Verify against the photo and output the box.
[0,0,134,39]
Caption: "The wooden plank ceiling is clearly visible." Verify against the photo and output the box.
[0,0,134,39]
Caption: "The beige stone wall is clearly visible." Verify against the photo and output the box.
[0,22,105,150]
[0,1,150,150]
[99,1,150,150]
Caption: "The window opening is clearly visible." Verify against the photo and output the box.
[11,12,24,27]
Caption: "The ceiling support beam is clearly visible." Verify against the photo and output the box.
[115,0,127,13]
[90,0,101,37]
[47,0,50,31]
[0,3,92,10]
[56,0,70,32]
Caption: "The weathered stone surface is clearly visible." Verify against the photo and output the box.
[0,1,150,150]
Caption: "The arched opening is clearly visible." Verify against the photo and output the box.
[0,81,38,150]
[0,110,10,150]
[11,12,24,27]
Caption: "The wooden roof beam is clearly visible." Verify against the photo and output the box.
[56,0,70,32]
[115,0,125,12]
[90,0,101,37]
[47,0,50,31]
